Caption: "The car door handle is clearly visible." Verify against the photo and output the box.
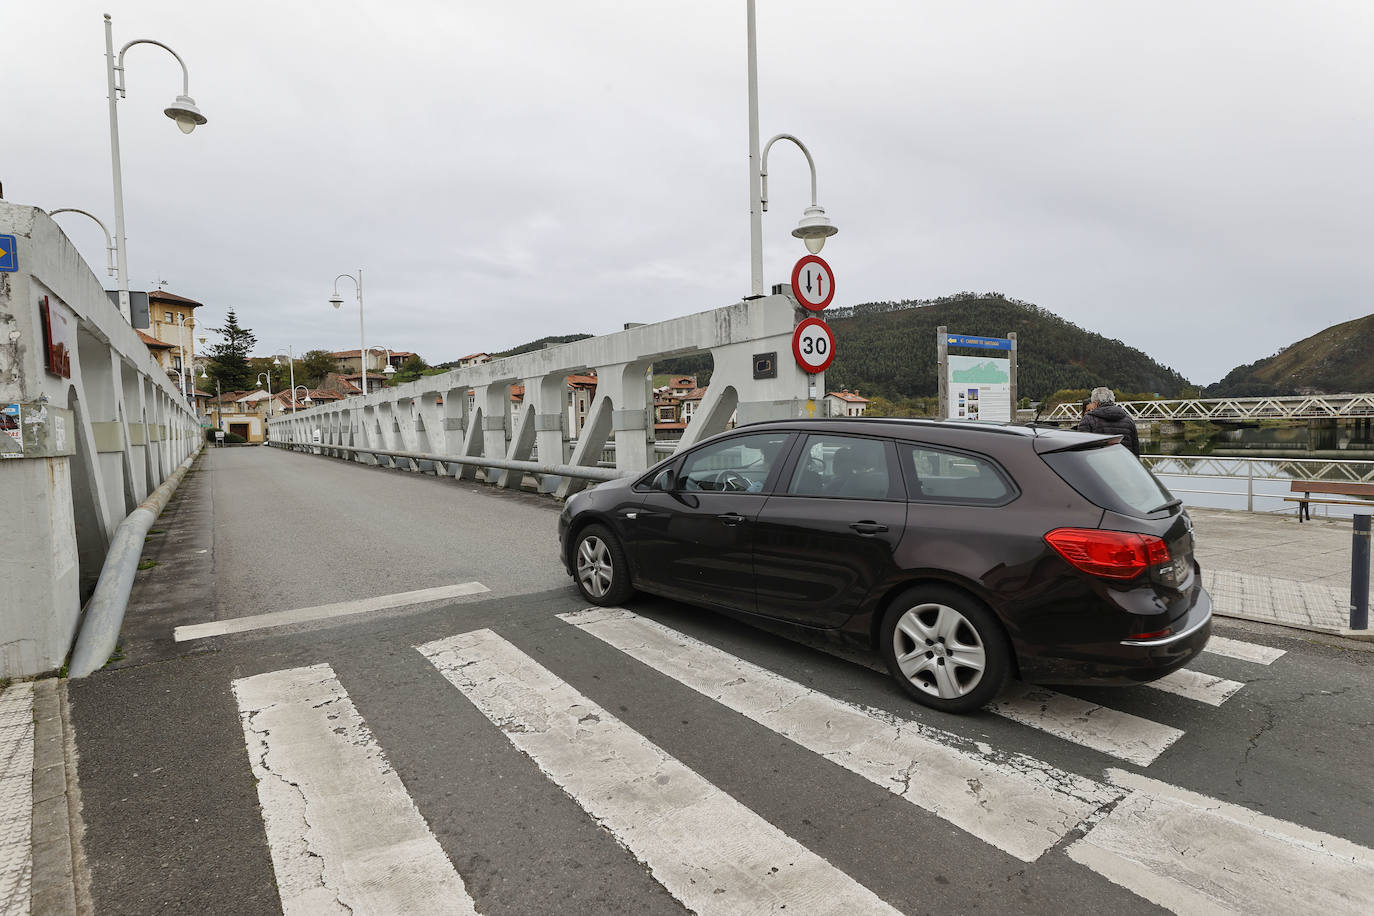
[850,521,889,535]
[717,512,748,526]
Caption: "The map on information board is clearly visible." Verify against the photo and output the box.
[947,355,1011,422]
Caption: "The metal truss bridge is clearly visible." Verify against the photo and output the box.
[1043,393,1374,423]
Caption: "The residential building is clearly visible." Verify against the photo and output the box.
[826,389,870,417]
[457,353,491,368]
[134,289,202,396]
[208,389,274,443]
[331,349,414,376]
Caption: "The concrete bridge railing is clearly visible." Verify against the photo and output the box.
[1,202,201,678]
[269,293,823,497]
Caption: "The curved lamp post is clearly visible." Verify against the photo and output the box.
[104,14,208,322]
[47,209,117,278]
[367,346,398,381]
[290,385,313,410]
[272,347,295,404]
[255,371,274,418]
[746,0,837,297]
[329,270,367,396]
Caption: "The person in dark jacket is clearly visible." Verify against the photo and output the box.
[1078,387,1140,455]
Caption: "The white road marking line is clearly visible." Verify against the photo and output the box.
[0,682,36,914]
[1204,635,1286,665]
[176,581,489,640]
[1070,768,1374,915]
[1143,668,1245,706]
[419,629,900,916]
[559,607,1120,863]
[232,664,477,916]
[988,684,1184,766]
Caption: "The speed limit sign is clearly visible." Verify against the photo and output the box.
[792,317,835,373]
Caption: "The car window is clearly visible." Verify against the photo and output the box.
[787,434,896,500]
[679,432,791,493]
[904,444,1012,504]
[1041,443,1173,517]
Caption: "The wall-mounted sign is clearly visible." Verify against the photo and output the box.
[39,296,72,378]
[0,234,17,272]
[790,255,835,311]
[753,351,777,380]
[792,317,835,373]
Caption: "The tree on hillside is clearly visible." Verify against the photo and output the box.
[206,309,257,391]
[298,349,339,387]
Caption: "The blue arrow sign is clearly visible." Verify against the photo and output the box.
[0,235,17,272]
[945,334,1010,350]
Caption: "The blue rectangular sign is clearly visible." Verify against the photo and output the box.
[945,333,1011,351]
[0,235,17,272]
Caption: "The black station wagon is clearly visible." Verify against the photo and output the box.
[558,418,1212,713]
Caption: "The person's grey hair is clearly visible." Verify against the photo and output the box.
[1090,386,1115,405]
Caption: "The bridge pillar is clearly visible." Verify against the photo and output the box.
[480,384,512,485]
[531,374,571,494]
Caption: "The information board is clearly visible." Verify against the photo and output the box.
[946,355,1012,422]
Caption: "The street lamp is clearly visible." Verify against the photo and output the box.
[290,385,313,410]
[367,346,398,381]
[255,371,274,418]
[203,366,223,438]
[272,347,296,405]
[104,13,208,322]
[329,270,367,396]
[746,0,837,297]
[173,313,194,399]
[47,209,117,278]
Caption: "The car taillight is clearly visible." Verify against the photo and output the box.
[1044,528,1171,580]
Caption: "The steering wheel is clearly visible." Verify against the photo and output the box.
[714,471,751,492]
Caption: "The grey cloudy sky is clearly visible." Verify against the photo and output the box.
[6,1,1371,385]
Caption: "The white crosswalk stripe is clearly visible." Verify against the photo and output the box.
[1204,635,1286,665]
[558,606,1120,862]
[1071,769,1374,914]
[987,682,1186,766]
[419,628,901,916]
[232,664,478,916]
[1144,667,1245,706]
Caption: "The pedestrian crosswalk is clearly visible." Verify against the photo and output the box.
[225,610,1373,916]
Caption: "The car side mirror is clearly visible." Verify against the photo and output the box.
[650,468,675,491]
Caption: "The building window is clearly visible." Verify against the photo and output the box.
[165,311,173,323]
[173,355,182,371]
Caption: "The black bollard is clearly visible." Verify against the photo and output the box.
[1352,514,1370,631]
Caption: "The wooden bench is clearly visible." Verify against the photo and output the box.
[1286,481,1374,521]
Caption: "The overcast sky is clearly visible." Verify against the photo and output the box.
[6,1,1371,384]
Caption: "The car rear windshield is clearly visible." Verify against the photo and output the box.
[1041,444,1175,518]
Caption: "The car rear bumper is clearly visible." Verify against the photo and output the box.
[1015,585,1213,685]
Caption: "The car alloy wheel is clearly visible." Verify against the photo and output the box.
[880,585,1010,713]
[573,524,634,606]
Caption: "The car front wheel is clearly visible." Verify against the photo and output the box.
[879,585,1010,713]
[572,524,635,606]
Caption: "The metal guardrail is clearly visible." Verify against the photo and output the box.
[273,440,629,483]
[1045,393,1374,422]
[1143,454,1374,514]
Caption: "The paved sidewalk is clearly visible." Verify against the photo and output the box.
[1190,507,1372,638]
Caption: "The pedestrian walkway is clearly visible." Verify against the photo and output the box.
[1190,507,1371,637]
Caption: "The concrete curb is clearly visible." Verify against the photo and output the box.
[27,679,90,915]
[68,447,202,678]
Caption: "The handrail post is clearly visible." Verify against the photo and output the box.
[1247,461,1254,512]
[1351,514,1370,631]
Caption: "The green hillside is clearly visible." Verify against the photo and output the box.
[1205,313,1374,396]
[821,293,1190,401]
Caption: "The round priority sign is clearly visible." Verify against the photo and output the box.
[791,255,835,311]
[792,317,835,373]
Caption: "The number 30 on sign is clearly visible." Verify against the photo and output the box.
[792,317,835,373]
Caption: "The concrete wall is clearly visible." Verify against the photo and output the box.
[0,202,200,678]
[271,293,825,497]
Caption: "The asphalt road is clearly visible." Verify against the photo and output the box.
[65,447,1374,915]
